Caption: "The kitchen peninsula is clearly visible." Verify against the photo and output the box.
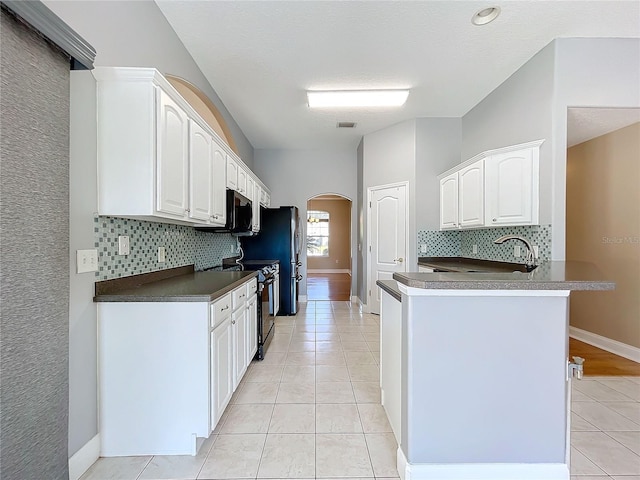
[378,261,613,480]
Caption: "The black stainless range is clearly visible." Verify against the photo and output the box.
[240,260,279,360]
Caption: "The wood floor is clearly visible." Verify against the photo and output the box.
[306,273,351,301]
[569,337,640,376]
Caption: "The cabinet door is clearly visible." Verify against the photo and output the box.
[232,307,248,390]
[485,148,538,226]
[458,160,484,228]
[189,121,213,222]
[211,142,227,226]
[246,295,258,363]
[226,156,238,190]
[237,166,247,196]
[246,175,254,203]
[252,183,261,232]
[211,317,233,428]
[157,89,189,217]
[439,173,459,229]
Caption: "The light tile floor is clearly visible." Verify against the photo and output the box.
[80,300,640,480]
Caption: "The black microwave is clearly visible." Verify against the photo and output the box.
[196,190,253,234]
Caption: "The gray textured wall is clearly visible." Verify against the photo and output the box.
[1,8,70,480]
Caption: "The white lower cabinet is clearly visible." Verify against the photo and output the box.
[98,276,258,457]
[246,281,258,362]
[210,316,233,428]
[380,289,402,444]
[232,305,248,390]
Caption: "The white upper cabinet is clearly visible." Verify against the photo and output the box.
[485,147,539,226]
[439,173,459,230]
[438,140,542,230]
[211,141,227,226]
[226,155,238,191]
[458,160,484,228]
[93,67,270,226]
[252,182,261,233]
[188,120,213,222]
[237,165,248,197]
[246,175,254,203]
[157,90,189,217]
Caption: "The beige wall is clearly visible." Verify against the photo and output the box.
[307,199,352,271]
[566,122,640,348]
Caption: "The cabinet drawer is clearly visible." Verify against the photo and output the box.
[232,286,248,310]
[211,293,232,329]
[246,278,258,298]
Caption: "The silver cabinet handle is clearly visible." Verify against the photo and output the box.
[232,320,236,325]
[394,258,404,263]
[221,305,229,311]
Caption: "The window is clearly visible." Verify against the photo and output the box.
[307,210,329,256]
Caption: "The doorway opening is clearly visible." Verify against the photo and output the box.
[566,107,640,375]
[306,194,352,301]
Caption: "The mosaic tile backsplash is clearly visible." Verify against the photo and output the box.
[418,225,552,263]
[94,216,238,280]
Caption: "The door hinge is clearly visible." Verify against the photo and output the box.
[369,245,371,252]
[369,289,371,296]
[369,201,371,208]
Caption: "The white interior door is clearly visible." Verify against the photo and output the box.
[369,183,407,314]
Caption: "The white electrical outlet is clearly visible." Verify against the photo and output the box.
[514,245,521,257]
[118,236,130,256]
[472,244,478,254]
[420,244,427,254]
[76,249,98,274]
[533,245,539,259]
[158,246,166,263]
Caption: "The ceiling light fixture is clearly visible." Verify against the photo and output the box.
[307,90,409,108]
[471,6,501,26]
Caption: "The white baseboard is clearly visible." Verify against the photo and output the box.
[307,269,351,274]
[398,447,568,480]
[298,295,307,303]
[350,295,358,303]
[570,326,640,363]
[69,434,100,480]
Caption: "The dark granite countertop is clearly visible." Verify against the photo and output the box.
[94,266,258,302]
[377,280,402,302]
[418,256,532,273]
[397,261,614,291]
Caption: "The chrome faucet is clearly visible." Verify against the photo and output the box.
[493,235,537,271]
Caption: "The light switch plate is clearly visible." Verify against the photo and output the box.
[472,244,478,254]
[514,245,521,257]
[118,236,130,256]
[420,244,427,254]
[158,246,166,263]
[77,249,98,274]
[533,245,539,259]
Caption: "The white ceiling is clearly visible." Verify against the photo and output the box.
[567,108,640,147]
[156,1,640,151]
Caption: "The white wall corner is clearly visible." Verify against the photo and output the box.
[570,326,640,363]
[68,434,100,480]
[298,295,308,303]
[350,295,359,303]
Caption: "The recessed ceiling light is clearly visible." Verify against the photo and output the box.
[307,90,410,108]
[472,6,501,26]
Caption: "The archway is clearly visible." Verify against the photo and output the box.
[306,194,352,301]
